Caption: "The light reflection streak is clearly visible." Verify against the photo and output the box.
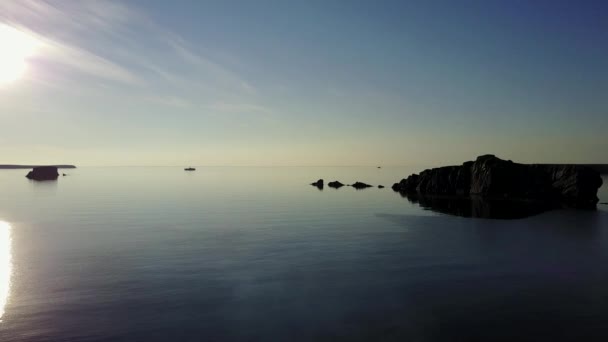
[0,221,12,322]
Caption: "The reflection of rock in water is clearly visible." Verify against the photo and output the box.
[401,192,553,219]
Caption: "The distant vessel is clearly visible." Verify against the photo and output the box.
[184,167,196,171]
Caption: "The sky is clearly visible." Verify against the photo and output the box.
[0,0,606,166]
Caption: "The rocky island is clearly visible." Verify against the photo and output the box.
[26,166,60,181]
[392,155,603,210]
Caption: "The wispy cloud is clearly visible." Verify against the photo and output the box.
[0,0,263,109]
[159,32,256,94]
[0,1,140,42]
[0,1,142,85]
[43,38,143,85]
[207,102,274,115]
[143,95,193,109]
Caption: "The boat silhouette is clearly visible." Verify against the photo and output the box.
[184,167,196,171]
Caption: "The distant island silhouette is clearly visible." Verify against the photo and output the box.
[26,166,61,181]
[0,164,76,169]
[392,155,603,210]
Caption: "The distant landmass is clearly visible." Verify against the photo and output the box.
[0,164,76,169]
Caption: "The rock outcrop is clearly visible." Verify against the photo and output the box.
[328,181,344,188]
[351,182,373,189]
[26,166,59,181]
[311,179,324,189]
[392,155,603,209]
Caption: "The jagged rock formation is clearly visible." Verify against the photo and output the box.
[392,155,603,209]
[26,166,59,181]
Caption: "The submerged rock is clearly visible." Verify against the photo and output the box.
[328,181,344,188]
[351,181,373,189]
[392,155,603,209]
[26,166,59,181]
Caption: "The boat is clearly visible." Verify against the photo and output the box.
[184,167,196,171]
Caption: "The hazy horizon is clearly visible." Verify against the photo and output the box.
[1,1,607,166]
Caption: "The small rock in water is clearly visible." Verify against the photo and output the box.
[351,181,373,189]
[378,185,385,189]
[311,179,324,189]
[328,181,344,188]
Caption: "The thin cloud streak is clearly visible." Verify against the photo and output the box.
[161,32,257,94]
[0,1,142,85]
[0,0,264,108]
[206,103,274,115]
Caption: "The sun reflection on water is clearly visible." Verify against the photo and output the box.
[0,221,12,322]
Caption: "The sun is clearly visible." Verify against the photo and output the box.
[0,24,42,85]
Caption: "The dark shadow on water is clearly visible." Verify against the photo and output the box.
[376,210,606,239]
[399,192,554,219]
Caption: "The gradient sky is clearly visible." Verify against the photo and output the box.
[0,0,606,166]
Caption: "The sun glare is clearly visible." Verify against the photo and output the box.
[0,24,42,85]
[0,221,11,323]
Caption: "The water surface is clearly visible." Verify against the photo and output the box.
[0,167,607,341]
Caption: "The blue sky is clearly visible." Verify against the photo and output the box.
[0,0,606,166]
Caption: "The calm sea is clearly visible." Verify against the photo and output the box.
[0,167,607,341]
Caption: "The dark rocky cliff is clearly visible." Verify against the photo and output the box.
[392,155,603,209]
